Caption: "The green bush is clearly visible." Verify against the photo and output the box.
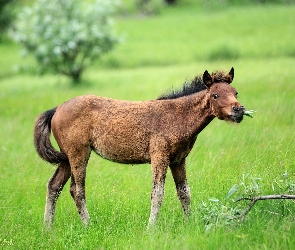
[11,0,120,83]
[208,44,240,61]
[0,0,15,39]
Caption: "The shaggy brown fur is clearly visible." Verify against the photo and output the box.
[34,67,245,228]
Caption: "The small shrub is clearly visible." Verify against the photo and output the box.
[136,0,165,15]
[11,0,120,83]
[199,172,295,232]
[208,44,240,61]
[199,198,243,232]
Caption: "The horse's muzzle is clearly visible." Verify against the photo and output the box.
[230,105,245,123]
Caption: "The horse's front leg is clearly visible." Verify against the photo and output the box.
[170,158,191,219]
[148,152,169,227]
[44,162,71,228]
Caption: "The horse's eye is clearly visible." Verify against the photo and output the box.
[236,92,238,96]
[212,94,219,99]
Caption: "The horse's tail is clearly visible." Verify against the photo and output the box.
[34,108,68,165]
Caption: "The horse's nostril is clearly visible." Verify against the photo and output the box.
[232,106,244,112]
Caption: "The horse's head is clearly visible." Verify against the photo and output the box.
[203,67,244,123]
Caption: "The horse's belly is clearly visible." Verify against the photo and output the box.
[92,137,150,164]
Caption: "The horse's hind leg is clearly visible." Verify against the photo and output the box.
[69,174,90,226]
[44,161,71,228]
[68,147,91,226]
[70,171,90,226]
[170,159,191,219]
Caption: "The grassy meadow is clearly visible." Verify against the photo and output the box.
[1,2,295,249]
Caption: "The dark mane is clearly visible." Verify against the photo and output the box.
[157,70,230,100]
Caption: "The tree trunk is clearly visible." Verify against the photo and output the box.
[165,0,176,4]
[71,69,82,84]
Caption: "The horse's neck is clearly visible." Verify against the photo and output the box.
[178,92,215,136]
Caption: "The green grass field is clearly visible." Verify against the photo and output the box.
[1,2,295,249]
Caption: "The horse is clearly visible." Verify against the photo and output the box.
[34,67,245,228]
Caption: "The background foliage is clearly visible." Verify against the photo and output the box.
[0,0,15,38]
[11,0,119,83]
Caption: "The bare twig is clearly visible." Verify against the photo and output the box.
[236,194,295,218]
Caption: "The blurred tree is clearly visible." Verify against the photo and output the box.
[136,0,164,14]
[11,0,119,83]
[164,0,177,4]
[0,0,15,39]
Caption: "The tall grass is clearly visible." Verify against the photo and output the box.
[1,2,295,249]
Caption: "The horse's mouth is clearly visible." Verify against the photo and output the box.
[230,114,244,123]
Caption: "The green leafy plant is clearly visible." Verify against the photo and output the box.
[199,172,295,231]
[199,197,243,232]
[244,110,256,118]
[11,0,119,83]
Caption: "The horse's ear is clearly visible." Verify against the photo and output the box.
[228,67,234,84]
[203,70,212,88]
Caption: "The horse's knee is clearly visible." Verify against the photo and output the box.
[177,182,191,200]
[151,182,165,201]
